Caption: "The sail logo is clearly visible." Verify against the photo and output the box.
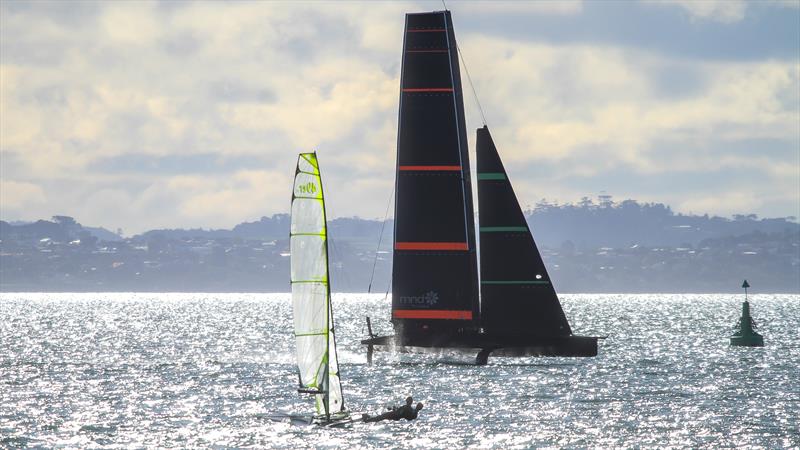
[399,291,439,307]
[298,182,317,195]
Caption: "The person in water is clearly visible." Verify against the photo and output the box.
[362,396,423,422]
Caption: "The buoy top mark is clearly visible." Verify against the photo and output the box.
[742,280,750,289]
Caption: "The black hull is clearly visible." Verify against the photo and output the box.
[361,333,598,358]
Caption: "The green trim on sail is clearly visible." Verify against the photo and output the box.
[478,172,506,180]
[481,280,551,285]
[291,280,328,284]
[480,226,527,232]
[291,232,327,237]
[295,331,327,337]
[293,195,323,201]
[300,153,319,171]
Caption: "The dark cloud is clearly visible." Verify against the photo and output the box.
[161,32,204,57]
[89,153,266,175]
[1,0,102,26]
[456,1,799,62]
[569,164,760,196]
[208,79,276,104]
[647,63,708,99]
[644,136,800,164]
[0,151,25,177]
[510,133,796,201]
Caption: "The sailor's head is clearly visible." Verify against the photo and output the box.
[405,396,413,405]
[415,403,423,411]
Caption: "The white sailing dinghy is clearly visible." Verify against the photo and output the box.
[289,152,349,425]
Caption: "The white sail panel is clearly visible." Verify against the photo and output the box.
[290,197,324,236]
[290,236,326,283]
[289,152,345,418]
[326,294,344,414]
[292,282,326,385]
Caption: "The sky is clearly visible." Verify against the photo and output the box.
[1,0,798,235]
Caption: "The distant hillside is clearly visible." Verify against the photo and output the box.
[0,216,121,243]
[129,199,798,249]
[2,200,797,293]
[524,198,798,248]
[134,214,389,243]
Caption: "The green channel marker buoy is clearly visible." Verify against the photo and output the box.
[730,280,764,347]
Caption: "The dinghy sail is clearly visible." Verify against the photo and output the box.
[362,10,598,363]
[290,152,346,420]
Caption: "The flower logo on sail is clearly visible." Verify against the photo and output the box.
[399,291,439,307]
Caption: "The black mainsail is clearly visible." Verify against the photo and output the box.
[363,10,598,363]
[392,10,480,344]
[477,126,572,337]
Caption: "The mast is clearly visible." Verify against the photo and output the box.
[476,126,572,336]
[391,10,480,343]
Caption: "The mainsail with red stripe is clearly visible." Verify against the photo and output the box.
[391,10,479,342]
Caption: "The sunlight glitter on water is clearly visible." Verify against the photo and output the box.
[1,292,798,448]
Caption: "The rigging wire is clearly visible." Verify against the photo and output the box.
[367,186,395,294]
[442,0,488,127]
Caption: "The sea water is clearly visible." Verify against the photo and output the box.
[1,293,798,448]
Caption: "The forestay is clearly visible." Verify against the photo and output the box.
[290,152,344,419]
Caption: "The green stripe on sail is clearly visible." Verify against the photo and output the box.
[481,280,551,285]
[291,280,328,284]
[477,172,506,180]
[291,232,326,237]
[295,331,327,337]
[294,195,323,201]
[480,226,527,232]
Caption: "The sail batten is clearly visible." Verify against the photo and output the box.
[290,152,344,418]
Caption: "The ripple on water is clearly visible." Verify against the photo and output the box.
[0,292,798,448]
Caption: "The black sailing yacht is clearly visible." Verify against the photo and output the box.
[362,10,598,364]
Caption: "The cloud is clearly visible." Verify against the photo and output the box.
[1,1,798,231]
[455,33,798,219]
[462,36,798,168]
[644,0,747,23]
[0,180,47,211]
[457,1,583,16]
[676,190,761,216]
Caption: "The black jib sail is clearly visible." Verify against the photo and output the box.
[391,10,479,343]
[476,126,572,337]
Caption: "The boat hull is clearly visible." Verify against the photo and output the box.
[361,333,598,358]
[730,334,764,347]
